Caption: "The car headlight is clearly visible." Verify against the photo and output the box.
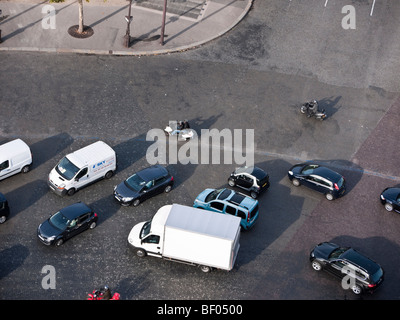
[288,171,293,175]
[122,197,134,202]
[380,194,385,200]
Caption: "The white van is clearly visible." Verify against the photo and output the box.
[48,141,116,196]
[0,139,33,181]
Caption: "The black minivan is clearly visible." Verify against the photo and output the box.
[0,193,10,224]
[288,163,346,200]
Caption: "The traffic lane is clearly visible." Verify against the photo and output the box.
[353,95,400,178]
[1,52,397,164]
[249,170,400,300]
[186,0,400,92]
[0,146,320,299]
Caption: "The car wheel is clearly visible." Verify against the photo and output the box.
[105,170,113,179]
[200,265,212,273]
[228,178,236,187]
[384,203,393,212]
[0,216,6,224]
[133,199,140,207]
[164,185,172,193]
[351,284,362,295]
[311,260,322,271]
[292,178,300,187]
[89,221,97,229]
[55,239,64,247]
[67,188,76,196]
[21,165,31,173]
[136,248,146,258]
[250,191,258,199]
[325,193,334,201]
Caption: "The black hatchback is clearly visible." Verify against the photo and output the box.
[288,163,346,200]
[228,166,270,199]
[0,193,10,224]
[380,187,400,213]
[113,165,173,206]
[310,242,384,295]
[37,202,98,246]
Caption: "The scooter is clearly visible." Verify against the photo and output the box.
[164,120,195,141]
[300,101,327,120]
[87,286,120,300]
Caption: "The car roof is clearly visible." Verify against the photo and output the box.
[137,165,168,181]
[235,166,267,179]
[341,248,380,274]
[312,166,343,182]
[59,202,92,219]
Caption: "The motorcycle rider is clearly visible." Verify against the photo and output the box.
[306,100,319,117]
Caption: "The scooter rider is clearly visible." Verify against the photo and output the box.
[306,100,319,117]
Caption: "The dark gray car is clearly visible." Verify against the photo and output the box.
[113,165,173,206]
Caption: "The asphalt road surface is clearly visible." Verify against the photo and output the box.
[1,0,400,302]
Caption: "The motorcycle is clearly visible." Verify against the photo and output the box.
[87,286,120,300]
[300,100,327,120]
[164,120,195,141]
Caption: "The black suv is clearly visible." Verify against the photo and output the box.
[288,163,346,200]
[114,165,173,206]
[380,187,400,213]
[0,193,10,224]
[310,242,384,295]
[228,166,270,199]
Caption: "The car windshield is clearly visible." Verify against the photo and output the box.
[125,174,146,191]
[49,211,70,231]
[56,157,80,180]
[301,164,319,175]
[329,247,348,259]
[140,220,152,239]
[205,189,224,202]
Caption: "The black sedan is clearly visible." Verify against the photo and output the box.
[113,165,173,206]
[0,193,10,224]
[288,163,346,200]
[380,187,400,213]
[37,202,98,246]
[310,242,384,295]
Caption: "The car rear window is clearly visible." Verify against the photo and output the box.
[371,268,384,284]
[249,204,258,219]
[336,177,345,188]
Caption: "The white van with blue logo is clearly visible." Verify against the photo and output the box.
[48,141,116,196]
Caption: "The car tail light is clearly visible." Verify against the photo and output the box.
[94,213,98,217]
[334,183,339,191]
[171,176,174,181]
[368,283,376,288]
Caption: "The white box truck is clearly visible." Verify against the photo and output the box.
[0,139,32,181]
[48,141,116,196]
[127,204,241,272]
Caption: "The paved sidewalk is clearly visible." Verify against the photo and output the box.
[0,0,253,55]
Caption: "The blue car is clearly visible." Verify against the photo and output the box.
[193,188,259,230]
